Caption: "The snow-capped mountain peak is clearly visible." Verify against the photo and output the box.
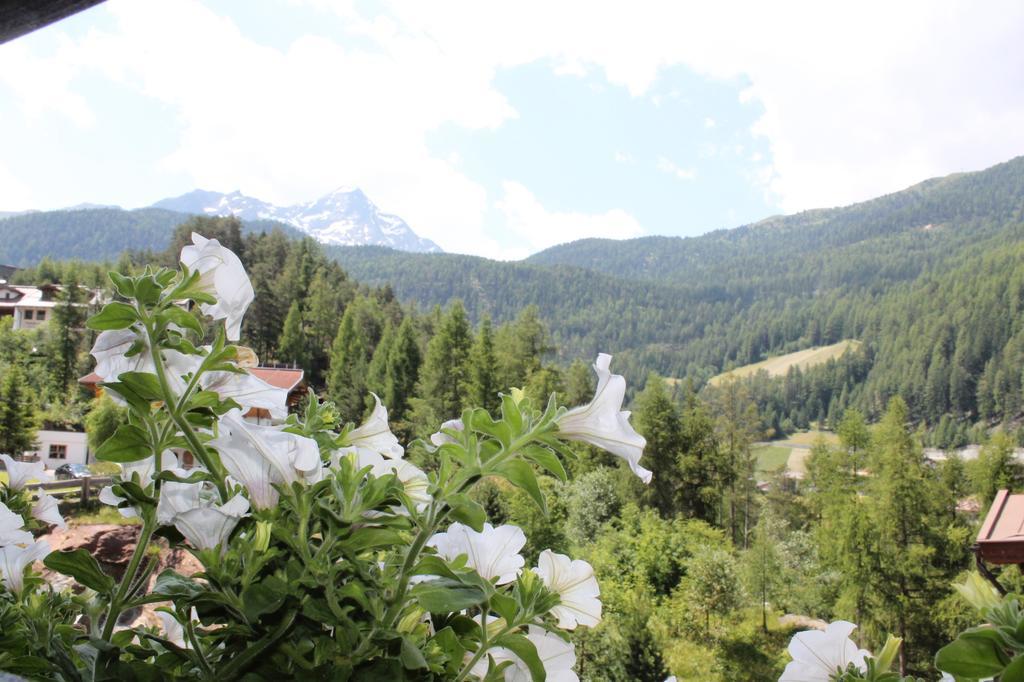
[152,188,441,253]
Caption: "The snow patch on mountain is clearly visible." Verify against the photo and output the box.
[152,188,441,253]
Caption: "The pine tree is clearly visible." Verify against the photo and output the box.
[677,386,722,523]
[416,301,473,424]
[706,379,760,546]
[968,430,1021,509]
[743,509,785,632]
[496,305,551,389]
[277,301,309,369]
[304,267,356,383]
[563,358,595,407]
[469,316,500,412]
[384,316,422,423]
[634,374,684,518]
[837,408,870,476]
[327,301,370,422]
[865,396,963,674]
[47,279,85,395]
[367,323,396,400]
[0,366,37,456]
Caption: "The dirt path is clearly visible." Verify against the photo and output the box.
[41,524,203,629]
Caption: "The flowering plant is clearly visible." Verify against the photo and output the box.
[0,234,650,681]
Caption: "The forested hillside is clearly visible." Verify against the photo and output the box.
[8,157,1024,432]
[0,207,299,266]
[332,156,1024,429]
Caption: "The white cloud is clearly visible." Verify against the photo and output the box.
[320,0,1024,211]
[0,161,35,211]
[704,117,716,129]
[495,181,644,256]
[3,0,1024,252]
[613,151,634,164]
[0,39,94,128]
[657,157,696,181]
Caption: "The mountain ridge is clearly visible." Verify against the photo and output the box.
[152,187,441,253]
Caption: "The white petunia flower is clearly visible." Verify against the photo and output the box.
[0,539,50,593]
[31,493,66,529]
[0,455,50,491]
[100,451,178,519]
[156,467,210,526]
[430,419,464,447]
[470,626,578,682]
[779,620,870,682]
[427,522,525,585]
[336,447,431,511]
[180,233,254,340]
[165,350,287,419]
[157,610,187,648]
[205,370,288,419]
[533,550,601,630]
[556,353,651,484]
[157,607,199,649]
[0,502,32,547]
[341,394,403,459]
[209,410,322,509]
[172,494,250,552]
[89,327,153,385]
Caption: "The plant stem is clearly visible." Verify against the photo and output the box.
[141,314,228,500]
[101,516,155,640]
[454,622,515,682]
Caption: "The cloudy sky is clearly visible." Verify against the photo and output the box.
[2,1,1024,258]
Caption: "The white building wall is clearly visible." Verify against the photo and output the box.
[24,429,89,468]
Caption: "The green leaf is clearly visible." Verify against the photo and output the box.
[523,445,567,482]
[935,627,1011,678]
[447,493,486,532]
[490,593,517,623]
[95,424,152,463]
[133,276,162,307]
[497,459,546,514]
[241,576,289,622]
[99,381,153,415]
[413,555,462,581]
[400,636,429,670]
[494,633,546,682]
[349,527,404,552]
[412,580,486,613]
[467,409,513,449]
[44,549,115,593]
[1003,654,1024,682]
[353,659,404,682]
[152,570,204,599]
[87,302,139,331]
[432,627,467,676]
[108,271,135,298]
[117,372,164,401]
[154,469,212,485]
[160,305,205,337]
[500,394,523,433]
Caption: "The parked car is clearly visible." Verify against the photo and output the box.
[54,463,91,480]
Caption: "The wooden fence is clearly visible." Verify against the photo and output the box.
[28,476,113,506]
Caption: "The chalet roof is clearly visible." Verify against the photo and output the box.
[975,490,1024,564]
[247,367,305,392]
[0,283,102,309]
[79,366,305,393]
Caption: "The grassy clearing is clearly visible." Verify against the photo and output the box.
[66,505,140,526]
[783,430,839,447]
[754,445,791,475]
[785,448,811,475]
[708,340,861,386]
